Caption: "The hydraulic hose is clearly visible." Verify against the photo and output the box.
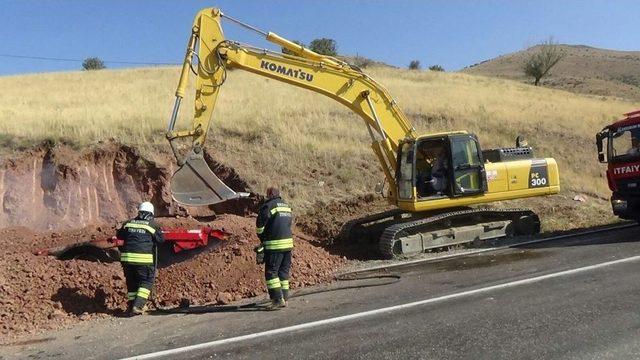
[152,270,401,314]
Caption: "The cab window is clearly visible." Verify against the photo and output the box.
[451,137,483,195]
[397,142,414,200]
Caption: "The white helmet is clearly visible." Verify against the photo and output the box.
[138,201,154,215]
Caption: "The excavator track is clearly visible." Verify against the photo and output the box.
[337,208,405,244]
[378,208,539,259]
[339,207,540,259]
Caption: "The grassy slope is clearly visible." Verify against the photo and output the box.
[1,66,639,229]
[463,45,640,100]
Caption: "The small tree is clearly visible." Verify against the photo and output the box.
[309,38,337,56]
[82,57,105,71]
[428,65,445,72]
[408,60,421,70]
[281,40,306,55]
[523,39,565,86]
[351,55,374,69]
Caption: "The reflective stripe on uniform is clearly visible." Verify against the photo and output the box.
[266,277,281,289]
[124,222,156,234]
[137,287,151,299]
[270,206,292,215]
[127,292,137,300]
[263,238,294,250]
[120,252,154,264]
[256,226,265,234]
[280,279,290,290]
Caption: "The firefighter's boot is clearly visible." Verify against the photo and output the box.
[265,298,286,311]
[130,304,148,316]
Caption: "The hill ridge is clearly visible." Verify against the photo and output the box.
[462,44,640,100]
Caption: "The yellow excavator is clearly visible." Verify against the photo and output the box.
[166,8,560,258]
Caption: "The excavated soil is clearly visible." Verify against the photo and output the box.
[0,143,354,343]
[0,215,346,343]
[0,142,173,231]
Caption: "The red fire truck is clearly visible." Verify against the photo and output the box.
[596,110,640,221]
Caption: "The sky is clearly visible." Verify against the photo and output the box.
[1,0,639,76]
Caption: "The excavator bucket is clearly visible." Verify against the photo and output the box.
[170,150,242,206]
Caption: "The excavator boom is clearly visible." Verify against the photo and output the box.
[166,8,415,206]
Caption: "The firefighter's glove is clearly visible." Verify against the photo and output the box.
[254,245,265,264]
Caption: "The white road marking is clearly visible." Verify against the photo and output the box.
[121,254,640,360]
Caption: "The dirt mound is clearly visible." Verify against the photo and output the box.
[155,215,344,306]
[0,225,123,339]
[0,214,346,343]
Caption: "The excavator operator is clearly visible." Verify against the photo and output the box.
[255,187,293,310]
[416,144,449,197]
[116,201,164,316]
[429,145,450,195]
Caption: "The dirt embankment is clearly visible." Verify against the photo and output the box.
[1,143,170,231]
[0,143,351,343]
[296,194,392,242]
[0,142,258,231]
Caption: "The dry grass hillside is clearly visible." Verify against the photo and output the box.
[463,45,640,100]
[1,66,639,229]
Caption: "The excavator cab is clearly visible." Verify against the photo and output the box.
[398,133,487,201]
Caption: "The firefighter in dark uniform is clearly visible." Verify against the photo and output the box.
[255,187,293,310]
[116,201,164,316]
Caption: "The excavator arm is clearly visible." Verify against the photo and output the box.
[167,8,417,206]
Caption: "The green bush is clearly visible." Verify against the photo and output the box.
[408,60,421,70]
[309,38,338,56]
[82,57,106,71]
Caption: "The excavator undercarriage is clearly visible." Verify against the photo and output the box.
[340,208,539,259]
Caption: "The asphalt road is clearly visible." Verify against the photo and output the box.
[2,226,640,360]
